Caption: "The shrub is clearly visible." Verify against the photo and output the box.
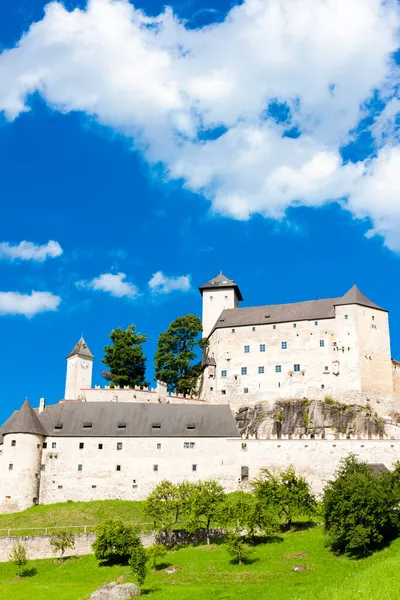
[92,520,140,564]
[225,533,252,565]
[9,543,28,578]
[129,537,148,586]
[147,543,167,571]
[50,530,75,561]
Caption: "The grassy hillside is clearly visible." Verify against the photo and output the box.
[1,525,400,599]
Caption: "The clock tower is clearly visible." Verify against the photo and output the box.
[64,336,94,400]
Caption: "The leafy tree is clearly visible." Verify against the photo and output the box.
[147,543,167,572]
[129,537,148,586]
[154,314,205,395]
[144,480,192,543]
[221,491,279,540]
[92,520,139,564]
[225,532,252,565]
[186,480,226,544]
[9,543,27,578]
[252,466,316,528]
[102,325,148,387]
[323,455,400,556]
[50,530,75,561]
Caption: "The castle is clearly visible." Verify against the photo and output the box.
[1,273,400,514]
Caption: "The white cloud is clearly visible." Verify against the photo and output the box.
[0,240,63,262]
[77,272,138,298]
[1,0,400,247]
[0,291,61,317]
[149,271,191,294]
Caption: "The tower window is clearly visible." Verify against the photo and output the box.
[258,366,264,374]
[241,367,247,375]
[79,442,84,449]
[221,370,227,377]
[320,340,325,347]
[294,364,300,372]
[117,442,123,450]
[78,464,83,471]
[11,440,16,447]
[260,344,266,352]
[281,341,287,349]
[276,365,282,373]
[244,345,250,353]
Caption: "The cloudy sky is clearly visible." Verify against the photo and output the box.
[0,0,400,422]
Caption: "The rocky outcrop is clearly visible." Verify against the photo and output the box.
[235,399,385,439]
[89,582,141,599]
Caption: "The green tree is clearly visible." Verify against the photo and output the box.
[129,537,148,586]
[323,455,400,556]
[144,480,192,543]
[225,532,252,566]
[50,530,75,561]
[252,466,316,528]
[154,314,205,395]
[102,325,148,387]
[147,543,167,572]
[9,543,28,578]
[92,520,139,564]
[186,480,226,544]
[221,491,279,540]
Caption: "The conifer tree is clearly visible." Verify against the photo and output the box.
[102,325,148,387]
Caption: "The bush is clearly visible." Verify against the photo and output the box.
[147,543,167,571]
[92,520,140,564]
[323,455,400,556]
[129,537,148,586]
[224,533,253,565]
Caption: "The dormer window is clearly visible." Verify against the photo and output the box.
[83,422,92,429]
[117,423,126,429]
[152,423,161,429]
[54,423,63,430]
[187,424,196,430]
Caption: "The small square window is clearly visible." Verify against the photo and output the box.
[184,442,189,448]
[293,323,297,328]
[333,342,337,347]
[244,345,250,353]
[231,328,235,333]
[117,442,123,450]
[315,321,318,326]
[321,384,325,389]
[11,440,16,447]
[260,344,266,352]
[252,327,256,331]
[8,464,13,470]
[294,364,300,372]
[51,442,56,449]
[192,464,197,472]
[221,390,226,395]
[258,366,264,374]
[281,341,287,349]
[41,465,46,471]
[244,387,249,394]
[372,315,375,321]
[345,315,348,320]
[157,443,161,449]
[92,485,97,489]
[273,325,276,330]
[98,443,103,450]
[58,485,63,489]
[43,442,47,449]
[78,464,83,471]
[221,370,227,377]
[79,442,84,449]
[116,465,121,472]
[190,442,195,448]
[153,465,158,472]
[241,367,247,375]
[276,365,282,373]
[320,340,324,347]
[324,366,329,371]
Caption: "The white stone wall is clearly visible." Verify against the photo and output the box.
[202,288,239,338]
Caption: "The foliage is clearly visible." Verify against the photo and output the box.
[144,480,192,542]
[50,530,75,560]
[102,325,148,387]
[252,466,316,528]
[147,543,167,571]
[220,491,279,540]
[129,536,148,586]
[92,520,140,564]
[9,543,27,578]
[154,314,206,395]
[185,480,225,543]
[224,532,253,565]
[323,455,400,556]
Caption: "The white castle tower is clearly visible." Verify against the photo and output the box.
[64,337,94,400]
[199,273,243,338]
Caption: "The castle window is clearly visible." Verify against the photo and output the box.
[244,388,249,394]
[258,366,264,374]
[192,464,197,472]
[187,424,196,430]
[8,464,13,470]
[92,485,97,489]
[372,315,375,321]
[116,465,121,472]
[252,327,256,331]
[293,323,297,328]
[79,442,84,449]
[58,485,63,489]
[275,365,282,373]
[98,444,103,450]
[315,321,318,326]
[210,296,213,300]
[231,328,235,333]
[152,423,161,430]
[320,340,325,347]
[118,423,126,429]
[153,465,158,472]
[244,345,250,353]
[11,440,16,447]
[273,325,276,329]
[225,296,228,300]
[78,464,83,471]
[281,341,287,349]
[221,390,226,395]
[241,466,249,482]
[52,443,57,449]
[210,387,214,391]
[157,443,161,449]
[241,367,247,375]
[54,423,63,430]
[83,422,92,429]
[325,366,329,371]
[294,364,300,372]
[221,370,227,377]
[190,442,195,448]
[260,344,266,352]
[184,442,189,448]
[117,442,123,450]
[41,465,46,471]
[345,315,348,320]
[321,384,325,389]
[333,342,337,347]
[43,443,47,449]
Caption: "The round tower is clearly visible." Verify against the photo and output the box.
[0,399,45,513]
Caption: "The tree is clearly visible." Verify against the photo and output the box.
[147,543,167,571]
[220,491,279,540]
[154,314,205,396]
[9,543,27,578]
[323,455,400,556]
[186,480,226,544]
[252,466,316,528]
[102,325,148,387]
[50,530,75,561]
[144,480,193,543]
[225,532,252,566]
[129,537,148,586]
[92,520,140,564]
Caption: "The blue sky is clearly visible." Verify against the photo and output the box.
[0,0,400,424]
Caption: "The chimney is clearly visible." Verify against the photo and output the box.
[39,398,46,413]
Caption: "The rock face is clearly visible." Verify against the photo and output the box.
[88,582,141,599]
[235,399,385,439]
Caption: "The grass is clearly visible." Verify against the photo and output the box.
[2,525,400,599]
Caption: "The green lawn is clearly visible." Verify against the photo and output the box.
[1,525,400,600]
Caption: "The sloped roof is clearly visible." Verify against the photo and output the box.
[199,273,243,301]
[335,284,383,310]
[66,336,94,359]
[1,399,46,436]
[31,402,240,438]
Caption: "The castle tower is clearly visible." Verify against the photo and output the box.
[64,336,94,400]
[0,399,45,513]
[199,273,243,338]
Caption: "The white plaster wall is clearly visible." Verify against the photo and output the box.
[65,355,93,400]
[202,288,239,338]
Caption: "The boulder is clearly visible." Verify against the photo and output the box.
[89,582,141,599]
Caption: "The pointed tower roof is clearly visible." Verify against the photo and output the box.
[335,285,385,311]
[2,399,46,436]
[198,273,243,301]
[66,336,94,359]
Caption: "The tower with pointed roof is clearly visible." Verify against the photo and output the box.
[199,273,243,338]
[64,337,94,400]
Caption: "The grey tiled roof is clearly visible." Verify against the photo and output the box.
[1,402,240,438]
[1,399,46,436]
[212,285,385,332]
[199,273,243,301]
[66,336,94,359]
